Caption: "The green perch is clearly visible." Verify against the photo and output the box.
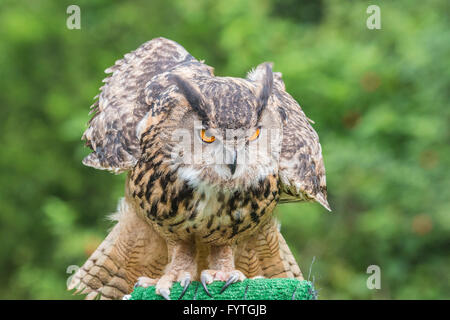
[129,278,317,300]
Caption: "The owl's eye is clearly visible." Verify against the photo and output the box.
[248,127,261,141]
[200,129,215,143]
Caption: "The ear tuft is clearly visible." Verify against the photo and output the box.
[170,74,211,123]
[249,62,274,116]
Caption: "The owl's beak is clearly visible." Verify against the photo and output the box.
[227,150,237,175]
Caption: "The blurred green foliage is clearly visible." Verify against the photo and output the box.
[0,0,448,299]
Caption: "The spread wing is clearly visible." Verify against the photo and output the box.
[82,37,198,173]
[255,64,330,211]
[68,198,168,300]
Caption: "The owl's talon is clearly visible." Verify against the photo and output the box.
[200,272,213,297]
[159,288,171,300]
[178,276,191,300]
[201,282,213,297]
[219,273,239,294]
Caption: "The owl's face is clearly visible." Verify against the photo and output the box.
[163,69,283,190]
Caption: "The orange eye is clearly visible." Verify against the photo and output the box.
[200,129,215,143]
[249,127,261,141]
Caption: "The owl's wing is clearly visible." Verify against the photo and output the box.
[82,37,200,173]
[68,197,168,300]
[259,66,330,211]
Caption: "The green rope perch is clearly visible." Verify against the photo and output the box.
[130,278,317,300]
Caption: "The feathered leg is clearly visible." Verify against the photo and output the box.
[234,219,304,280]
[136,241,197,300]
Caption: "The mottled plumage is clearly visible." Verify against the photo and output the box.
[69,37,329,300]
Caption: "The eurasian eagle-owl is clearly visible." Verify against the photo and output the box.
[68,37,330,300]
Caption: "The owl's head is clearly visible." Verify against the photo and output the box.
[162,63,283,190]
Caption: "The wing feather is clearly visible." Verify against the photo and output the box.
[250,63,330,210]
[82,37,197,172]
[68,197,168,300]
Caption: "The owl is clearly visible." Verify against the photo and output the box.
[68,37,330,300]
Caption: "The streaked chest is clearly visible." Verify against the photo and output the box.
[129,165,280,245]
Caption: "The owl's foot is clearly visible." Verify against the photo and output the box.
[156,270,190,300]
[157,270,192,300]
[200,269,246,296]
[133,241,196,300]
[134,271,191,300]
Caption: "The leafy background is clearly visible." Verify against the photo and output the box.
[0,0,448,299]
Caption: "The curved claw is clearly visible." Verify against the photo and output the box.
[219,273,239,294]
[200,274,213,298]
[178,279,191,300]
[159,288,171,300]
[291,284,299,300]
